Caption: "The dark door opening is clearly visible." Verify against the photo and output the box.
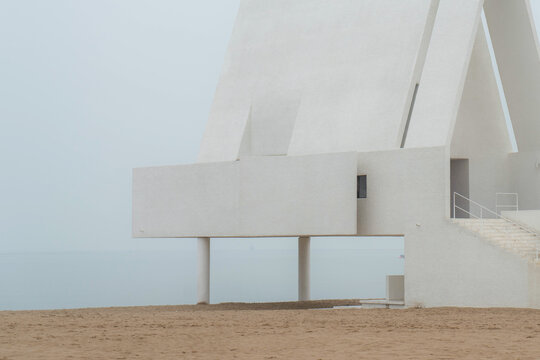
[450,159,470,218]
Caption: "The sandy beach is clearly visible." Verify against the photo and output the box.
[1,300,539,359]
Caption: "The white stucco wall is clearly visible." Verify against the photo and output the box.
[451,25,512,159]
[132,0,540,308]
[134,146,538,308]
[366,149,537,308]
[133,152,357,237]
[355,147,448,236]
[406,222,534,308]
[405,0,483,149]
[348,147,536,308]
[449,24,513,210]
[198,0,439,162]
[287,1,439,156]
[508,151,540,210]
[484,0,540,151]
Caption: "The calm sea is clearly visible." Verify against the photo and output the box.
[0,246,403,311]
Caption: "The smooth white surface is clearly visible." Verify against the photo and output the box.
[450,23,514,211]
[287,1,439,156]
[350,147,538,308]
[133,152,357,237]
[451,25,513,159]
[484,0,540,151]
[198,0,439,162]
[349,148,539,308]
[356,147,448,235]
[132,0,540,309]
[197,237,210,304]
[481,10,518,153]
[405,0,483,149]
[508,151,540,210]
[298,237,310,301]
[406,221,536,308]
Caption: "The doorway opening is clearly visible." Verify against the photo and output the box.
[450,159,470,218]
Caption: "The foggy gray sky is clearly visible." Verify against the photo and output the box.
[0,0,241,252]
[1,1,538,253]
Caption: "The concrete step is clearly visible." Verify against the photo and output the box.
[452,219,505,224]
[469,232,535,238]
[488,239,538,244]
[494,241,537,246]
[483,232,533,236]
[498,244,537,248]
[498,245,537,250]
[484,236,538,241]
[457,226,535,235]
[490,239,538,244]
[471,234,535,239]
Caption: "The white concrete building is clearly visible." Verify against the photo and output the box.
[133,0,540,308]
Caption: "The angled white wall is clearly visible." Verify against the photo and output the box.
[484,0,540,151]
[198,0,440,162]
[287,1,439,156]
[450,23,513,210]
[482,0,540,212]
[451,25,512,159]
[405,0,483,149]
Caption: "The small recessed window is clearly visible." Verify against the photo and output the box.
[357,175,367,199]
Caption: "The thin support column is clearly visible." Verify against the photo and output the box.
[197,237,210,304]
[298,236,311,301]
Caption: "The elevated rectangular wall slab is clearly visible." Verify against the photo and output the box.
[133,152,357,238]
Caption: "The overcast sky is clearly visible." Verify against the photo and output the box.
[1,1,539,253]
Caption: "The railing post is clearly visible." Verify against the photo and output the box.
[453,192,456,219]
[480,207,483,233]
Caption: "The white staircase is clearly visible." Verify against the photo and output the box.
[451,218,540,263]
[452,192,540,263]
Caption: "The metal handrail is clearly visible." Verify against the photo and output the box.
[453,192,539,261]
[496,192,519,215]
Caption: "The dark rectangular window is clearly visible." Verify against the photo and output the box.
[357,175,367,199]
